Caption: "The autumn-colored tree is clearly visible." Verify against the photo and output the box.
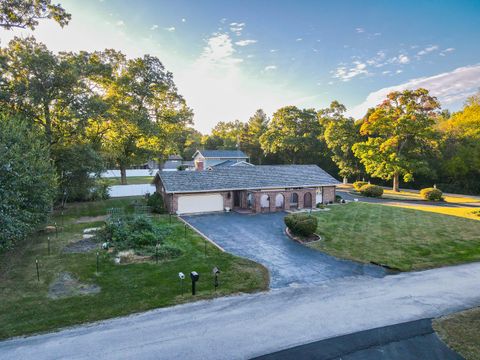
[437,93,480,193]
[352,88,440,192]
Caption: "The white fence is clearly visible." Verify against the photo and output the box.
[99,169,159,178]
[109,184,156,198]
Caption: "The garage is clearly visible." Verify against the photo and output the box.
[177,193,224,214]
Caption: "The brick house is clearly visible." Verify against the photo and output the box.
[154,165,339,215]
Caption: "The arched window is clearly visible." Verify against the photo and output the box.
[260,194,270,211]
[275,193,285,209]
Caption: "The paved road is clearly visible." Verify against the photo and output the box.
[183,212,388,288]
[2,262,480,360]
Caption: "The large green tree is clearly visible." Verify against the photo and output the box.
[90,50,193,184]
[0,0,70,30]
[352,88,440,192]
[260,106,323,164]
[240,109,268,164]
[325,117,364,184]
[0,115,57,252]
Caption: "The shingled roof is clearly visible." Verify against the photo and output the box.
[193,149,248,159]
[156,165,340,193]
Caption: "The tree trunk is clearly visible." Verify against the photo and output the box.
[343,177,348,184]
[393,173,400,192]
[120,166,127,185]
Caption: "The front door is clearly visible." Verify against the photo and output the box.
[233,191,241,207]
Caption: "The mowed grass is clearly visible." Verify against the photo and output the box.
[310,202,480,271]
[0,198,268,340]
[102,176,154,185]
[391,204,480,221]
[434,307,480,360]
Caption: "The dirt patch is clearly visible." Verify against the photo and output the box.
[48,272,100,299]
[63,238,99,253]
[74,215,108,224]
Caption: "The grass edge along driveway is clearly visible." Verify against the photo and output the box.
[434,307,480,360]
[310,202,480,271]
[0,197,268,340]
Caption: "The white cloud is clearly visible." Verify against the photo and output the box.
[229,22,245,36]
[264,65,277,71]
[439,47,455,56]
[196,33,242,67]
[269,49,277,53]
[417,45,439,56]
[349,64,480,118]
[296,38,303,41]
[235,39,257,46]
[356,27,365,33]
[181,18,186,23]
[397,54,410,64]
[164,26,175,32]
[333,61,368,81]
[150,24,158,30]
[116,20,124,26]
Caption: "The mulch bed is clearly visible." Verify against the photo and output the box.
[63,238,99,253]
[285,227,321,244]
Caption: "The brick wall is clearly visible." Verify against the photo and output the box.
[322,186,336,204]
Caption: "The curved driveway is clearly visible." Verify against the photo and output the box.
[182,212,388,288]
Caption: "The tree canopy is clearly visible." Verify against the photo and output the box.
[352,88,440,191]
[0,0,70,30]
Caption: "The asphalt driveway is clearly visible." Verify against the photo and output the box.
[182,212,388,288]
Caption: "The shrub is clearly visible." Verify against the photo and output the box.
[98,215,181,258]
[335,194,342,203]
[284,213,318,237]
[88,179,110,201]
[145,192,166,213]
[353,181,368,191]
[359,184,383,198]
[316,203,325,209]
[472,210,480,217]
[420,187,443,201]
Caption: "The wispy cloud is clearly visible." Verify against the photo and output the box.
[296,38,303,41]
[349,64,480,118]
[164,26,175,32]
[355,27,365,33]
[417,45,439,56]
[116,20,124,26]
[181,18,186,23]
[235,39,257,47]
[150,24,158,30]
[229,22,245,36]
[439,47,455,56]
[333,61,368,81]
[264,65,277,71]
[390,53,410,64]
[197,33,242,67]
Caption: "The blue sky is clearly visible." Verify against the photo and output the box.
[1,0,479,132]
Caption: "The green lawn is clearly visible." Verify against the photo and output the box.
[0,198,268,340]
[102,176,154,185]
[434,307,480,360]
[310,202,480,271]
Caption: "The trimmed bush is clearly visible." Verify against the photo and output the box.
[353,181,368,191]
[145,192,166,213]
[335,194,343,203]
[284,213,318,237]
[420,187,443,201]
[359,184,384,198]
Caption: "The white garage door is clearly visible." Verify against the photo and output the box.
[316,189,323,205]
[177,194,224,214]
